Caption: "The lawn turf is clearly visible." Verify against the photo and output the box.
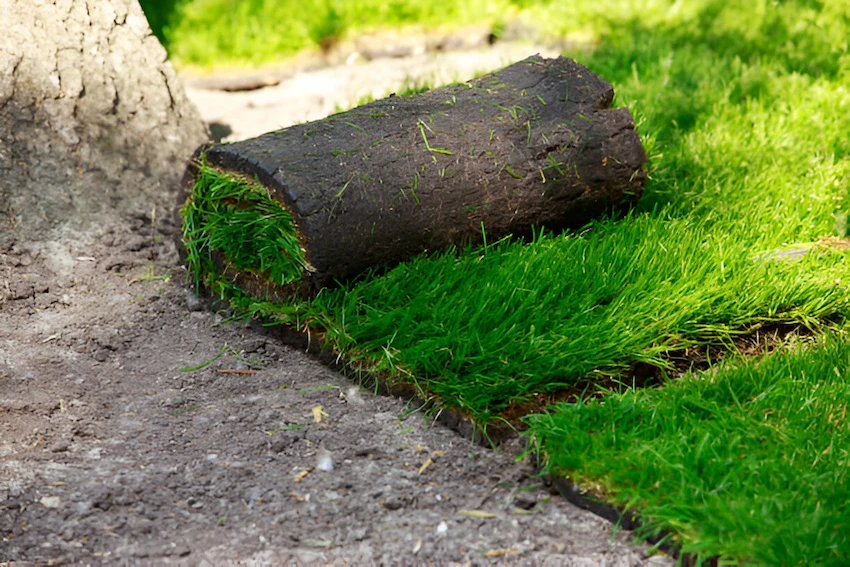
[177,0,850,560]
[526,333,850,564]
[184,0,850,420]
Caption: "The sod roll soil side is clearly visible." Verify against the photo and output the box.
[181,55,646,295]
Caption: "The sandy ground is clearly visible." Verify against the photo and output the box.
[0,41,672,565]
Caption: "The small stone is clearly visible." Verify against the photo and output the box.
[40,496,62,508]
[184,290,202,311]
[435,521,448,536]
[163,542,191,557]
[269,434,296,453]
[242,338,267,353]
[114,493,134,506]
[49,441,71,453]
[245,487,263,508]
[102,253,138,271]
[382,496,405,511]
[342,386,365,406]
[513,494,538,510]
[316,449,334,472]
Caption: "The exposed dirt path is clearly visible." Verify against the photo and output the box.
[1,42,671,565]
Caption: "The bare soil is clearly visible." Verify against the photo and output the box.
[1,42,672,565]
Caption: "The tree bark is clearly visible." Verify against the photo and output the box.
[0,0,208,248]
[196,55,645,291]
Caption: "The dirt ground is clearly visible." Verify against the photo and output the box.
[0,41,672,565]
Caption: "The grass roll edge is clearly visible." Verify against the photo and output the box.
[180,157,312,295]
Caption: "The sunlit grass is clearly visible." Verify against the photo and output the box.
[144,0,849,74]
[526,333,850,564]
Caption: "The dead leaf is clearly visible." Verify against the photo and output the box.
[484,547,518,557]
[311,405,328,423]
[294,469,311,483]
[457,509,496,519]
[412,537,422,554]
[418,457,433,475]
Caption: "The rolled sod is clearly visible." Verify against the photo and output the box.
[180,55,646,296]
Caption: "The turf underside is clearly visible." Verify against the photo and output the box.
[179,1,850,562]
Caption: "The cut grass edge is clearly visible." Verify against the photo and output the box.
[179,159,850,563]
[181,235,846,435]
[183,255,850,565]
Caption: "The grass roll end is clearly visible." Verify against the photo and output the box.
[180,158,311,296]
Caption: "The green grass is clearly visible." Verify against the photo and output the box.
[181,163,309,291]
[176,0,850,560]
[142,0,512,68]
[142,0,850,71]
[526,333,850,564]
[183,0,850,420]
[130,0,687,69]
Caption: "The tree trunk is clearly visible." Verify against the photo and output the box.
[188,55,646,292]
[0,0,208,249]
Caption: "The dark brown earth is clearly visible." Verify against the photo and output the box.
[0,220,672,565]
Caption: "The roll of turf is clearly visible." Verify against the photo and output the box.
[179,55,646,297]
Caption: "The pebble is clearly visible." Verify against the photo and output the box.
[316,449,334,472]
[382,496,405,510]
[270,434,298,453]
[245,487,263,508]
[50,441,71,453]
[125,235,149,251]
[342,386,365,406]
[40,496,61,508]
[61,526,74,541]
[514,494,538,510]
[184,290,203,311]
[74,501,92,516]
